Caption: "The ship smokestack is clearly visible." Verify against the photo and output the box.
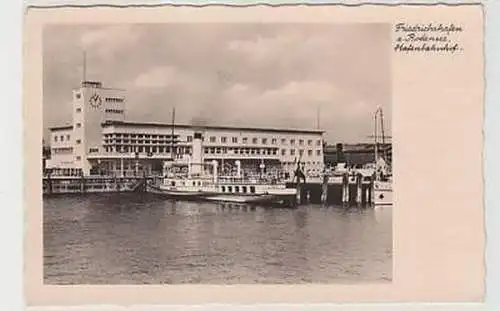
[190,131,204,175]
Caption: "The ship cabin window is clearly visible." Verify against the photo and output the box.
[228,186,233,192]
[250,186,256,194]
[221,186,226,192]
[235,186,239,192]
[242,186,247,193]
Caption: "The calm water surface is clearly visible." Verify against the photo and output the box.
[43,193,392,284]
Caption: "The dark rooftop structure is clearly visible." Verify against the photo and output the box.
[324,143,392,167]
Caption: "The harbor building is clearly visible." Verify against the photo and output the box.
[46,80,325,177]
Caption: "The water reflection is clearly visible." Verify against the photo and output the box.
[44,193,392,284]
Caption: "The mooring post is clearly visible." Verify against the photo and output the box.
[321,174,329,205]
[342,173,349,205]
[296,183,301,204]
[80,171,85,193]
[369,173,375,205]
[356,173,363,205]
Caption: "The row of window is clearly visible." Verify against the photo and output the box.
[207,136,322,146]
[105,109,124,114]
[205,147,279,156]
[51,147,73,154]
[54,134,71,142]
[105,97,124,103]
[105,146,189,154]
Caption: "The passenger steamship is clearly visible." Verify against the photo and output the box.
[148,132,297,205]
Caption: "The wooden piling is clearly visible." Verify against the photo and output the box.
[321,174,329,204]
[80,171,85,193]
[342,173,349,205]
[295,184,301,204]
[356,173,362,205]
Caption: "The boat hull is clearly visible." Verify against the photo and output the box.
[373,181,393,206]
[147,184,296,206]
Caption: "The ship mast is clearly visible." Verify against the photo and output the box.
[374,108,379,163]
[171,106,176,161]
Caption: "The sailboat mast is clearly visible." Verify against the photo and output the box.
[171,106,176,160]
[82,51,87,83]
[374,108,379,162]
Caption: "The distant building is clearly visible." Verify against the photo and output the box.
[324,143,392,167]
[46,80,325,177]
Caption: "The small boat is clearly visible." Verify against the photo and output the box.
[372,107,393,207]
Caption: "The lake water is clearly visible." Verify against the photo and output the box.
[43,193,392,284]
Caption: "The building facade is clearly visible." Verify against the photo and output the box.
[46,81,325,177]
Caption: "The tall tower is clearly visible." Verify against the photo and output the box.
[71,80,126,175]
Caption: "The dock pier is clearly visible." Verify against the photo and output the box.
[287,174,373,206]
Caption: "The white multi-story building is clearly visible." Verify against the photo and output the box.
[47,80,325,177]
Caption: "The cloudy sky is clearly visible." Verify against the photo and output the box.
[43,23,391,143]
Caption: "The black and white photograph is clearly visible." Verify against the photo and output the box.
[42,23,393,285]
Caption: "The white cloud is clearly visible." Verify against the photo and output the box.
[80,25,139,59]
[133,66,177,88]
[227,34,301,62]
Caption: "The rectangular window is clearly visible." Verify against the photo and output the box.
[76,123,81,128]
[290,139,295,145]
[271,138,277,145]
[281,149,286,156]
[76,108,82,113]
[60,136,64,142]
[317,139,322,146]
[308,150,313,156]
[308,139,312,146]
[75,93,81,99]
[242,137,248,144]
[316,150,321,156]
[54,136,58,142]
[210,136,216,143]
[232,137,238,143]
[66,135,70,141]
[299,139,304,146]
[76,156,81,161]
[262,138,267,144]
[187,136,193,142]
[252,138,258,144]
[281,138,286,144]
[299,149,304,156]
[290,149,296,156]
[221,137,227,143]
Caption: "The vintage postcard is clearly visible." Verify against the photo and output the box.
[24,2,484,306]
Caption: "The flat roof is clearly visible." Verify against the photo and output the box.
[101,121,325,135]
[50,125,73,131]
